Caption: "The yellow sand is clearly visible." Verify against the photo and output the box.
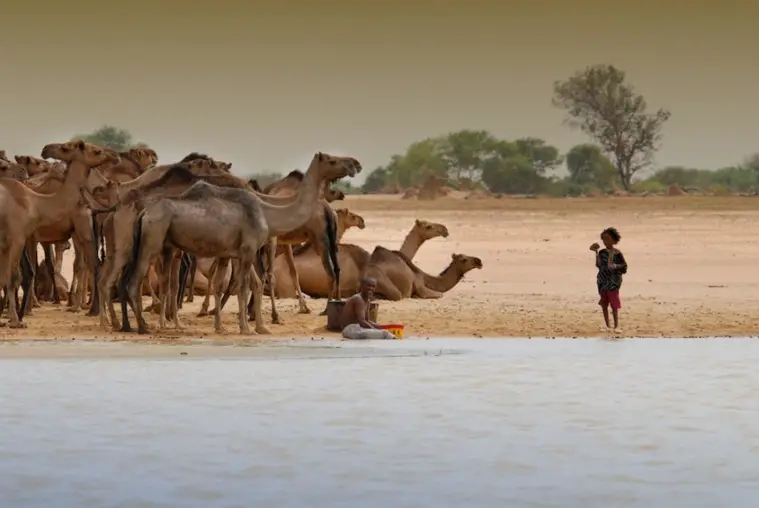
[2,194,758,343]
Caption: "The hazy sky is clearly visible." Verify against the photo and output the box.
[1,0,757,179]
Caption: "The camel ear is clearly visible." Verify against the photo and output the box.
[415,219,422,227]
[14,155,24,164]
[75,140,86,152]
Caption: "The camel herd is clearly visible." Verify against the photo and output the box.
[0,141,483,336]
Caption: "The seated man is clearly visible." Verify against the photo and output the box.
[340,276,396,340]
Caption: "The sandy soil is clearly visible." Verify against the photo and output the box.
[2,195,758,346]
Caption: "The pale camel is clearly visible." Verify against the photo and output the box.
[365,251,483,301]
[122,153,361,335]
[199,174,345,322]
[0,140,116,327]
[273,219,449,299]
[81,155,239,331]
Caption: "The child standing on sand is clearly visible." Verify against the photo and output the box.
[590,227,628,333]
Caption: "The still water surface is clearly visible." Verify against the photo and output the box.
[1,338,758,507]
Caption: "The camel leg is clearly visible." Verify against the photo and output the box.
[4,243,28,329]
[176,252,189,311]
[282,244,311,314]
[213,259,234,315]
[18,248,35,322]
[373,272,404,301]
[198,257,218,317]
[43,243,60,305]
[26,240,40,312]
[316,240,340,316]
[67,242,87,313]
[413,284,444,299]
[265,241,280,324]
[169,253,184,330]
[185,254,197,303]
[85,213,100,317]
[212,258,229,333]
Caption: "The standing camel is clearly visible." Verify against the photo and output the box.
[81,156,238,331]
[0,140,117,327]
[122,153,361,335]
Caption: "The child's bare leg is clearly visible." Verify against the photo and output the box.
[611,309,619,330]
[601,304,610,329]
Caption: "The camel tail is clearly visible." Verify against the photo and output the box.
[121,209,146,291]
[323,207,340,298]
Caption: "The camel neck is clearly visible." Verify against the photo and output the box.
[259,169,323,237]
[399,228,424,258]
[33,161,89,228]
[421,262,464,293]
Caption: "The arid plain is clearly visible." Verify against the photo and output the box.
[1,193,758,344]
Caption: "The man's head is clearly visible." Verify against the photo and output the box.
[359,276,377,299]
[601,227,621,248]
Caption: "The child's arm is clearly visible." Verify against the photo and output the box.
[611,251,628,274]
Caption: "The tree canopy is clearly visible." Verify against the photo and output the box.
[552,64,671,190]
[72,125,149,152]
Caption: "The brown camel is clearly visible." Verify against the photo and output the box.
[20,157,101,313]
[274,219,449,299]
[0,140,116,327]
[1,161,74,311]
[365,251,482,301]
[81,155,239,331]
[122,153,361,335]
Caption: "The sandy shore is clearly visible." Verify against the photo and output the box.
[2,194,758,347]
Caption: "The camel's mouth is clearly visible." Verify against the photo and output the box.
[440,229,450,238]
[473,259,483,269]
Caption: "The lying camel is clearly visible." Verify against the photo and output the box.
[122,153,362,335]
[365,251,483,301]
[35,240,71,302]
[0,140,116,327]
[272,219,450,299]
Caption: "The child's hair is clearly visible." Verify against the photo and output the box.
[601,227,621,244]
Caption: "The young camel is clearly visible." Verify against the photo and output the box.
[273,219,450,299]
[365,251,483,301]
[0,140,117,327]
[122,153,361,335]
[82,156,238,331]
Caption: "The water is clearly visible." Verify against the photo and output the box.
[1,338,758,507]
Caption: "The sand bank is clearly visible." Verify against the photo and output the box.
[1,195,757,344]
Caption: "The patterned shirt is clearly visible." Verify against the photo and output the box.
[596,249,628,292]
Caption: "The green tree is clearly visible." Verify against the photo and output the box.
[439,129,497,181]
[553,64,671,190]
[72,124,148,152]
[565,143,616,188]
[515,137,563,175]
[361,166,390,193]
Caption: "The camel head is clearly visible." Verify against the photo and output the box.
[336,208,365,230]
[414,219,449,240]
[0,150,8,162]
[450,253,483,276]
[127,147,159,170]
[41,140,120,168]
[0,159,29,181]
[308,152,362,182]
[14,155,51,177]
